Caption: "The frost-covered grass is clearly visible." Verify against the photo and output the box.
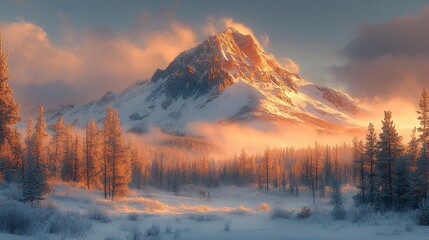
[46,211,92,237]
[188,213,222,222]
[270,207,293,219]
[0,200,41,236]
[228,205,253,215]
[0,199,92,238]
[417,201,429,226]
[88,208,112,223]
[1,183,429,240]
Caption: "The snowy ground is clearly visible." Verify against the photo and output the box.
[1,183,428,240]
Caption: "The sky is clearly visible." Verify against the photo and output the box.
[0,0,428,116]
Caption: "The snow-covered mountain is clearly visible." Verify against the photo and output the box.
[46,28,366,134]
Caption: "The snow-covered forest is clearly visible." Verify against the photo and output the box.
[1,20,429,240]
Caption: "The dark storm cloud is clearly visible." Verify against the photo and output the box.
[333,6,429,100]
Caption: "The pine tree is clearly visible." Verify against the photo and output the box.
[22,116,49,204]
[72,134,83,183]
[61,124,74,181]
[417,88,429,145]
[413,142,429,207]
[0,140,14,182]
[103,106,130,199]
[313,142,323,194]
[52,116,66,178]
[330,178,346,220]
[353,139,367,205]
[238,149,248,184]
[352,137,359,185]
[365,123,377,204]
[324,145,332,187]
[33,106,47,169]
[376,111,404,209]
[394,155,411,211]
[0,127,21,182]
[408,128,420,172]
[199,156,209,185]
[85,119,102,189]
[130,145,149,190]
[262,147,272,191]
[0,36,20,145]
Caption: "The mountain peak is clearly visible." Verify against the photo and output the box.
[49,28,367,134]
[148,28,304,110]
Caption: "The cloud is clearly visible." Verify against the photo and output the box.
[0,21,82,85]
[0,16,197,109]
[202,17,267,50]
[355,96,419,141]
[282,57,300,73]
[261,33,270,48]
[187,120,362,156]
[332,6,429,102]
[1,14,283,110]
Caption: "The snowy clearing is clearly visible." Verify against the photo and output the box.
[1,183,428,240]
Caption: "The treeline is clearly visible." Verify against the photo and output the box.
[352,89,429,211]
[0,41,357,203]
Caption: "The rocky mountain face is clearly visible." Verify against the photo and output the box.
[46,28,366,134]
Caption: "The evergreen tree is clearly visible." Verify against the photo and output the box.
[85,119,102,189]
[262,147,272,191]
[0,140,14,182]
[52,116,66,178]
[72,134,83,183]
[376,111,404,209]
[365,123,377,204]
[352,137,359,185]
[394,155,411,211]
[61,124,74,181]
[413,142,429,207]
[353,140,367,205]
[22,116,49,204]
[408,128,420,172]
[33,106,47,168]
[313,142,323,194]
[130,145,149,190]
[330,179,346,220]
[103,106,130,199]
[238,149,248,184]
[0,36,20,145]
[417,88,429,145]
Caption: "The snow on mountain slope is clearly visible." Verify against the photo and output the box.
[46,28,366,133]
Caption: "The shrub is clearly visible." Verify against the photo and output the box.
[270,207,293,219]
[88,208,112,223]
[256,202,271,212]
[46,211,92,237]
[0,200,38,235]
[188,213,222,222]
[349,205,374,223]
[224,221,231,231]
[127,213,141,221]
[126,227,144,240]
[229,205,252,216]
[417,201,429,226]
[165,224,172,234]
[174,229,180,239]
[145,224,161,240]
[297,207,311,219]
[331,205,347,220]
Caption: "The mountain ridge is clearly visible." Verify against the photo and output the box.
[46,28,367,134]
